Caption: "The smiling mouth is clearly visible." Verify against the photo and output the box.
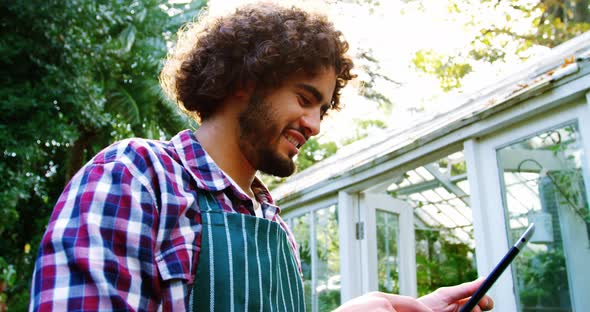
[283,133,303,149]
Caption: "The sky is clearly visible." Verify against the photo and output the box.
[202,0,549,144]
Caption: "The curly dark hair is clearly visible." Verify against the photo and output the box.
[160,2,355,122]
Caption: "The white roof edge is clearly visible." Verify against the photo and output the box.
[272,32,590,201]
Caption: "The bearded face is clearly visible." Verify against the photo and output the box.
[237,69,337,177]
[238,91,297,177]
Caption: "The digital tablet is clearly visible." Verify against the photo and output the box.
[459,223,536,312]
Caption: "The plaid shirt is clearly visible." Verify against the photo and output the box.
[30,129,300,311]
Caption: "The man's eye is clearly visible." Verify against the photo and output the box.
[298,94,311,106]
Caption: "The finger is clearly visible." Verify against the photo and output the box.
[456,298,481,312]
[375,293,432,312]
[437,278,486,302]
[477,295,494,311]
[456,294,493,312]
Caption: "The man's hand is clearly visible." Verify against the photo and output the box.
[333,279,494,312]
[417,279,494,312]
[334,292,431,312]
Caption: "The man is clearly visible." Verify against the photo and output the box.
[30,2,493,311]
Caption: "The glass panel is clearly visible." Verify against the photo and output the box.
[314,205,340,312]
[415,227,477,295]
[376,209,400,293]
[293,213,312,312]
[497,122,589,312]
[388,151,477,296]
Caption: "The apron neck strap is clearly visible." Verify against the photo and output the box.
[197,190,223,213]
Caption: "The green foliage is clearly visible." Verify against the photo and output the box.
[318,290,341,312]
[292,215,313,311]
[0,257,16,308]
[411,0,590,91]
[0,0,205,307]
[415,229,477,296]
[450,161,467,176]
[543,125,590,224]
[260,137,338,190]
[412,49,473,92]
[291,209,340,311]
[516,249,570,308]
[344,0,382,14]
[376,212,401,294]
[315,207,341,311]
[297,138,339,172]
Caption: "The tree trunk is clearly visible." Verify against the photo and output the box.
[572,0,589,23]
[64,131,94,183]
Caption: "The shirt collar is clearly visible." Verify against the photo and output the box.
[171,129,280,213]
[252,177,281,214]
[172,129,231,192]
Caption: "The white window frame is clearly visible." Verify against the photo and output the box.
[283,196,340,312]
[277,79,590,309]
[465,97,590,312]
[360,193,417,297]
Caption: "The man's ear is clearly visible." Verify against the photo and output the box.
[234,81,255,99]
[224,82,255,114]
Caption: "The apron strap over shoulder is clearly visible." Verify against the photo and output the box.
[197,191,222,212]
[197,190,225,225]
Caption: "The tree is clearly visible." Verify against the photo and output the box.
[410,0,590,91]
[356,48,401,115]
[0,0,205,308]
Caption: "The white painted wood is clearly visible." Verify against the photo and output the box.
[362,193,417,297]
[274,64,590,312]
[363,178,400,194]
[564,95,590,312]
[337,191,362,302]
[276,74,590,210]
[358,192,374,295]
[556,185,590,312]
[310,210,318,312]
[582,91,590,220]
[473,133,520,312]
[472,99,590,312]
[424,163,470,205]
[281,195,337,220]
[498,149,578,171]
[464,139,493,276]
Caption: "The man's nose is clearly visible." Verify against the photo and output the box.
[300,107,321,138]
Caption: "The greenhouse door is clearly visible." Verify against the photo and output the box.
[468,103,590,312]
[360,193,417,297]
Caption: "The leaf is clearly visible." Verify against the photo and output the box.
[166,0,207,29]
[117,25,136,55]
[135,8,147,23]
[412,49,472,91]
[105,87,140,125]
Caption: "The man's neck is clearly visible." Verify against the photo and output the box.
[195,118,257,199]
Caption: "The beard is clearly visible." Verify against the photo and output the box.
[238,91,296,177]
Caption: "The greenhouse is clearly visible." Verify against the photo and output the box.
[272,32,590,312]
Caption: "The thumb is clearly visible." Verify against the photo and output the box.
[436,278,486,303]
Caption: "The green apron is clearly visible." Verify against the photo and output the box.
[190,192,305,311]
